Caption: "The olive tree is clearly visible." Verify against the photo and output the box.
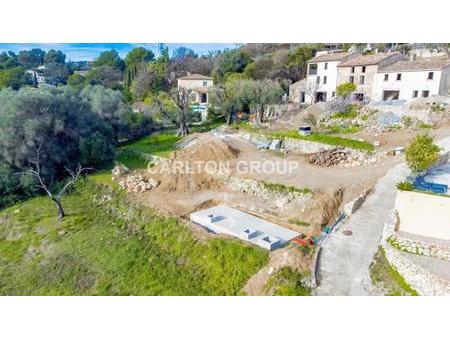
[248,79,283,125]
[28,141,92,219]
[151,88,194,136]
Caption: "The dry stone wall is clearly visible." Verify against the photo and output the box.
[381,210,450,296]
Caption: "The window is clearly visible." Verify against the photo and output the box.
[323,76,327,84]
[362,66,366,73]
[412,90,418,98]
[308,63,318,75]
[202,81,207,86]
[354,93,364,101]
[359,75,365,85]
[396,73,402,81]
[428,72,434,80]
[349,76,354,83]
[324,62,328,70]
[351,66,355,73]
[332,91,335,97]
[316,76,320,84]
[422,90,430,98]
[384,74,389,81]
[300,91,306,103]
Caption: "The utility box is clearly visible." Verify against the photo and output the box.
[298,125,312,137]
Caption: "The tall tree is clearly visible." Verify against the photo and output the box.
[93,50,125,71]
[172,46,198,59]
[170,87,193,136]
[426,43,450,58]
[44,49,66,65]
[249,79,283,125]
[286,46,315,82]
[212,49,252,82]
[18,48,46,69]
[84,65,123,89]
[124,47,155,87]
[0,67,28,89]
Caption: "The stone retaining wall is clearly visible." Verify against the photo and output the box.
[389,233,450,261]
[214,173,312,205]
[381,210,450,296]
[283,137,335,154]
[240,132,383,167]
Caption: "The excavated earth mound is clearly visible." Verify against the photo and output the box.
[152,136,240,193]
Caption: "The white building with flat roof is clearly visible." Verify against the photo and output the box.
[190,204,300,251]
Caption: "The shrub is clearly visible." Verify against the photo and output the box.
[402,116,413,127]
[405,134,440,172]
[264,267,311,296]
[396,181,414,191]
[336,82,356,98]
[331,104,358,119]
[417,121,434,129]
[431,104,445,113]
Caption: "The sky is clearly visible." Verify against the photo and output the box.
[0,43,241,61]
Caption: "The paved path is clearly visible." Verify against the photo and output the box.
[315,136,450,296]
[315,163,410,295]
[399,252,450,281]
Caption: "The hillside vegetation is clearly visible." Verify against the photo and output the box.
[0,179,268,295]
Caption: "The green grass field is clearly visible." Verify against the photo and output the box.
[0,179,268,295]
[117,133,181,169]
[264,266,311,296]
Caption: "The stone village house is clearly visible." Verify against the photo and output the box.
[373,59,450,100]
[177,73,214,121]
[289,50,450,104]
[336,52,408,101]
[289,51,359,104]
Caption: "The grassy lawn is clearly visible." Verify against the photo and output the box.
[322,124,362,135]
[264,266,311,296]
[233,123,374,152]
[0,179,268,295]
[116,133,181,169]
[114,119,224,170]
[190,118,225,133]
[369,246,418,296]
[260,181,311,195]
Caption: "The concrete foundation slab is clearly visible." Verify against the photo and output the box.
[190,204,299,250]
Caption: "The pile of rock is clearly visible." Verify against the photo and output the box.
[118,173,159,193]
[307,148,350,166]
[111,164,129,180]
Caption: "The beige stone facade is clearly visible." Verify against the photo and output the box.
[177,74,214,121]
[177,74,214,104]
[337,52,408,100]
